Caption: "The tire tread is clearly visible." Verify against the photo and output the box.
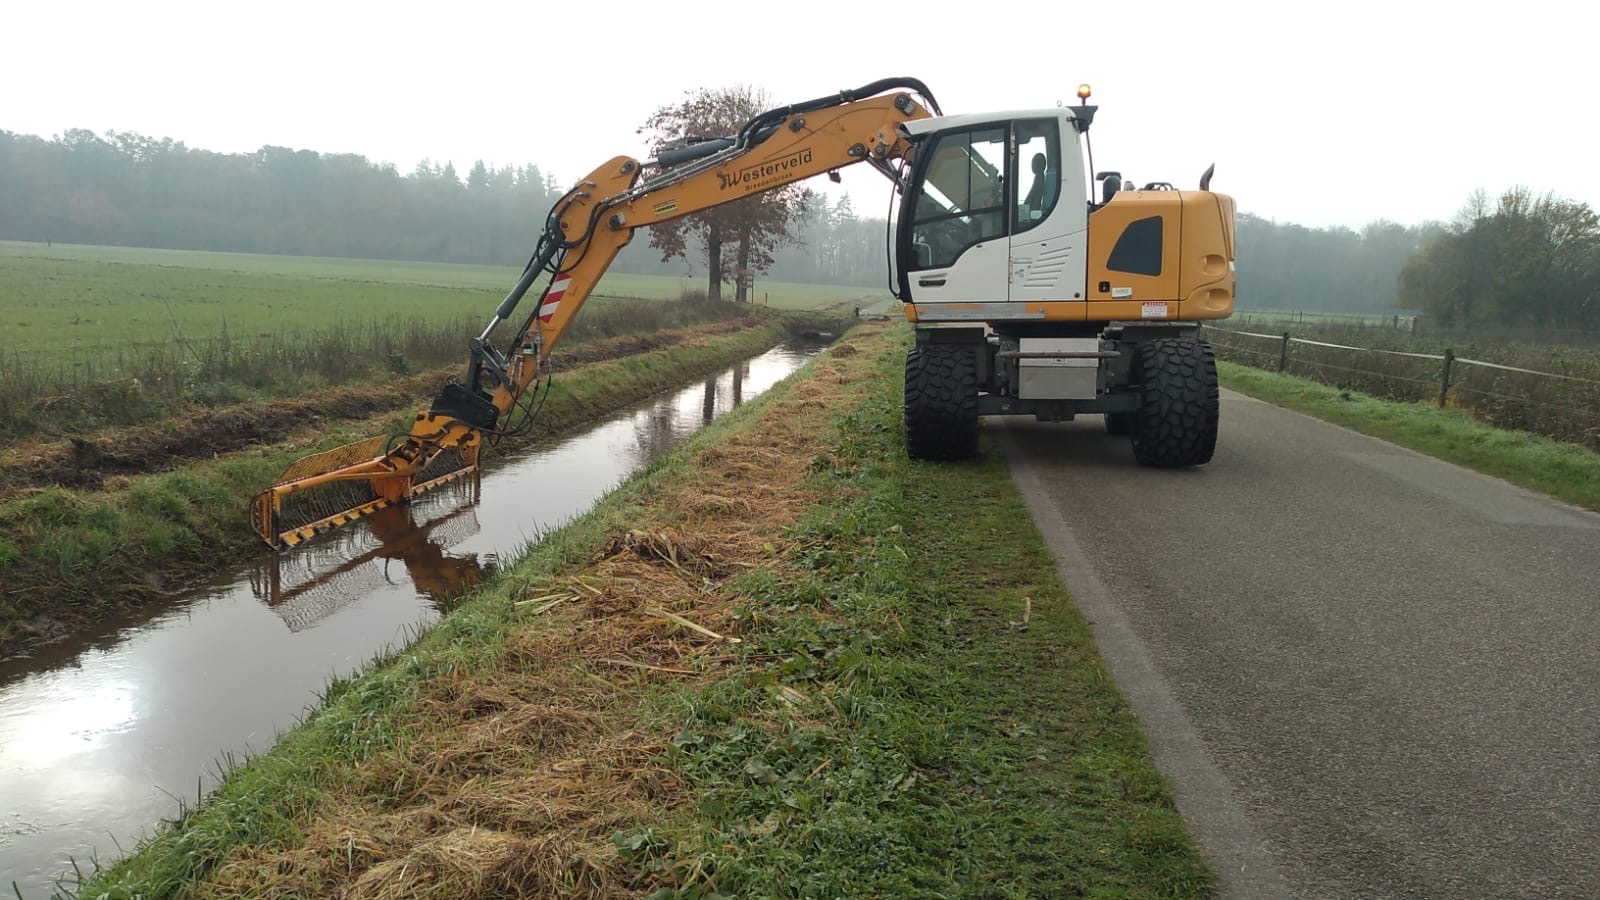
[1131,338,1219,467]
[904,344,979,460]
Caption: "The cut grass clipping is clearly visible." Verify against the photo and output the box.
[1218,361,1600,512]
[85,323,1209,897]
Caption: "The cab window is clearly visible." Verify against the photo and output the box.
[1013,119,1060,234]
[907,126,1007,269]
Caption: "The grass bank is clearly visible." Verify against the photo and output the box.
[83,323,1209,897]
[0,321,794,656]
[1220,361,1600,511]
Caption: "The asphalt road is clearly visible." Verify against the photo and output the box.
[997,390,1600,899]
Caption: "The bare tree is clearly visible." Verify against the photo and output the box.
[638,85,810,302]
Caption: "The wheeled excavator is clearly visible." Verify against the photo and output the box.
[251,77,1235,549]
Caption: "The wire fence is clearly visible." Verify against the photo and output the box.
[1202,324,1600,450]
[1232,308,1423,332]
[1232,308,1600,349]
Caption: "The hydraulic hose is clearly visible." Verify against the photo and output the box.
[736,77,942,148]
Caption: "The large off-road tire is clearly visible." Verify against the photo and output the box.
[1131,338,1219,468]
[904,344,979,460]
[1104,411,1135,435]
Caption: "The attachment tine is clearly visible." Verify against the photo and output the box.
[251,434,481,549]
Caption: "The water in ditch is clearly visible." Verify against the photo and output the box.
[0,342,821,896]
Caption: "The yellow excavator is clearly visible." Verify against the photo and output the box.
[250,78,1235,549]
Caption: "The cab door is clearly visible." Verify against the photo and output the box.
[1008,117,1088,306]
[900,126,1010,303]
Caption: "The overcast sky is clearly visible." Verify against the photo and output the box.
[5,0,1591,231]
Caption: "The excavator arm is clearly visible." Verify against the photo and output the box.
[251,78,938,548]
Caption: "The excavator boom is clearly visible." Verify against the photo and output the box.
[251,78,938,548]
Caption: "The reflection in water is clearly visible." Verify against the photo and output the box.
[700,362,746,424]
[252,488,492,631]
[637,360,752,468]
[0,342,820,896]
[636,396,683,466]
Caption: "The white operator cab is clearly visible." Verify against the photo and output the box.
[895,108,1089,315]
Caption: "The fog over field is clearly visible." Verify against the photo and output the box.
[4,0,1596,323]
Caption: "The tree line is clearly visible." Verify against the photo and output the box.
[0,125,889,288]
[1398,188,1600,331]
[1235,213,1443,314]
[0,129,571,264]
[1243,187,1600,332]
[3,124,1595,327]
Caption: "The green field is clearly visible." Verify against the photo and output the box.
[0,241,883,437]
[0,241,884,357]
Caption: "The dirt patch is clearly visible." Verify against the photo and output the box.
[8,382,431,495]
[0,326,745,501]
[191,324,890,897]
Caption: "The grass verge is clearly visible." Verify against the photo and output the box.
[81,323,1209,897]
[1220,361,1600,511]
[0,322,791,656]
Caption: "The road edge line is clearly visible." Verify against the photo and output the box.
[995,420,1293,900]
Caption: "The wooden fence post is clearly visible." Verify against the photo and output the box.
[1279,332,1291,372]
[1438,348,1454,408]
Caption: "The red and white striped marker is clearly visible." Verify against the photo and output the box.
[539,276,571,324]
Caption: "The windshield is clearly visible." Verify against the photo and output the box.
[905,126,1007,270]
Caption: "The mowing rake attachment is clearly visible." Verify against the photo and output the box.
[249,424,482,550]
